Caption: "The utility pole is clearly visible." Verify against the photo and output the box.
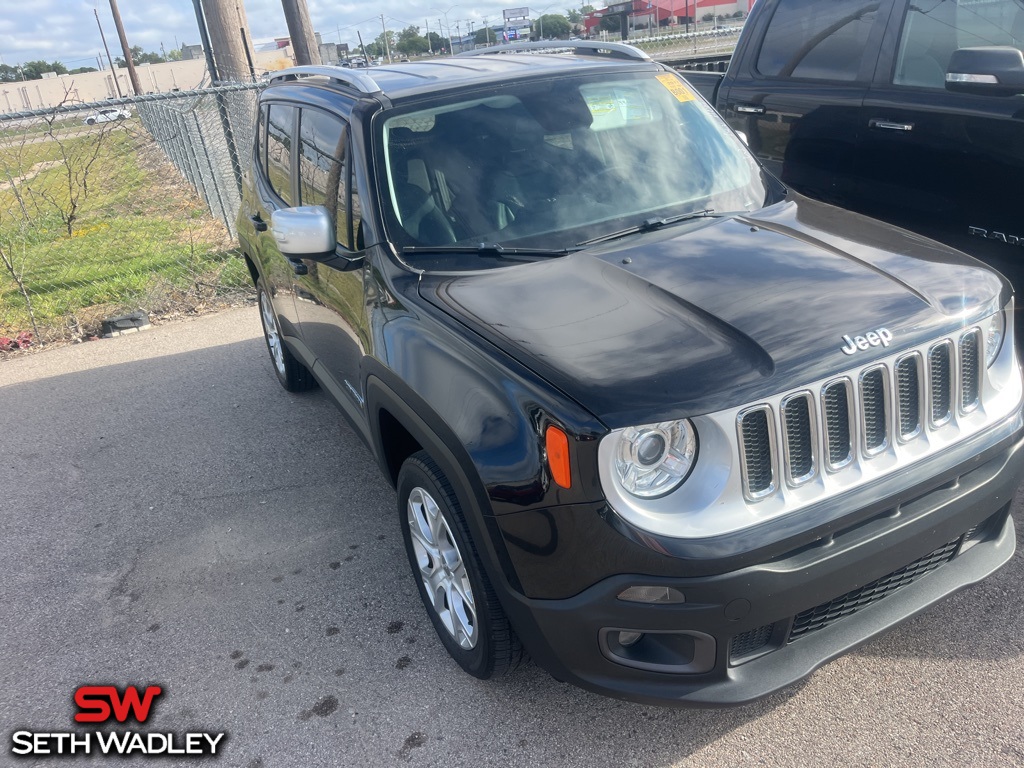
[200,0,259,81]
[94,9,123,97]
[109,0,142,95]
[426,19,432,54]
[281,0,322,65]
[379,15,393,63]
[357,30,368,62]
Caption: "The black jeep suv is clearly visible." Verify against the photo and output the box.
[237,42,1023,706]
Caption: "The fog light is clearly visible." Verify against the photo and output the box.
[617,585,686,604]
[617,630,643,647]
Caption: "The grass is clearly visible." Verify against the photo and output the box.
[0,120,252,343]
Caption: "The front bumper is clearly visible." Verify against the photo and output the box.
[496,425,1023,706]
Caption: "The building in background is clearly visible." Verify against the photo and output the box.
[583,0,752,37]
[1,47,295,113]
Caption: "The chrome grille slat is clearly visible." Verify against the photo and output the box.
[895,353,923,441]
[822,379,854,471]
[737,327,986,502]
[737,407,776,501]
[859,366,889,456]
[959,329,981,414]
[781,393,815,486]
[928,341,954,427]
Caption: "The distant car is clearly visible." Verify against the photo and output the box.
[83,107,130,125]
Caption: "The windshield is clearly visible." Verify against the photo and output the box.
[377,70,771,259]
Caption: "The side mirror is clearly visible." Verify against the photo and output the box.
[946,46,1024,96]
[270,206,336,260]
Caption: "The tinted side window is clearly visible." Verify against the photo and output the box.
[894,0,1024,88]
[757,0,880,81]
[298,108,358,251]
[266,104,295,205]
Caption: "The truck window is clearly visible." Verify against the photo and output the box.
[756,0,880,81]
[893,0,1024,88]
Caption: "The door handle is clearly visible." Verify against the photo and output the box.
[735,104,765,114]
[250,214,268,232]
[869,119,914,132]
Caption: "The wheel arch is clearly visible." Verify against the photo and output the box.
[364,368,525,596]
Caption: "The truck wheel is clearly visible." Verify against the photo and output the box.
[398,451,524,678]
[86,118,96,125]
[256,278,316,392]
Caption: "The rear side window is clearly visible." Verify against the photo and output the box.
[266,104,296,205]
[757,0,880,81]
[298,108,358,251]
[893,0,1024,88]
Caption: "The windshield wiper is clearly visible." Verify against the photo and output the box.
[403,242,578,259]
[576,209,728,247]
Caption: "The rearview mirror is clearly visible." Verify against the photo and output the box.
[946,46,1024,96]
[270,206,336,260]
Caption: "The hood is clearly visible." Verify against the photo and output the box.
[418,197,1008,427]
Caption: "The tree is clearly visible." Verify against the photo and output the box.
[536,14,571,39]
[396,26,429,56]
[566,5,594,24]
[474,27,495,45]
[425,31,449,52]
[114,46,165,67]
[167,48,182,61]
[68,67,98,75]
[18,60,68,80]
[364,30,397,58]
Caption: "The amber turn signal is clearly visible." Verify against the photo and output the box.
[545,425,571,489]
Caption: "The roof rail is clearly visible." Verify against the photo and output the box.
[269,66,382,95]
[458,40,651,62]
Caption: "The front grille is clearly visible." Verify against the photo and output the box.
[731,622,775,662]
[736,327,987,501]
[789,536,962,642]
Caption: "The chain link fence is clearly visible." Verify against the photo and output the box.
[0,84,261,353]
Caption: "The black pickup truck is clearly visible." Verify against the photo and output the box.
[675,0,1024,314]
[237,43,1023,707]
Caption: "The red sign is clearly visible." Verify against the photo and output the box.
[73,686,163,724]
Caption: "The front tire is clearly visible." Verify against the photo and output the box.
[398,451,524,679]
[256,277,316,392]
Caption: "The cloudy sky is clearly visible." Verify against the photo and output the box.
[0,0,565,68]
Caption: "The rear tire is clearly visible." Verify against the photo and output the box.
[398,451,524,678]
[256,277,316,392]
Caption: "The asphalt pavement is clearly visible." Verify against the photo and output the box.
[1,307,1022,767]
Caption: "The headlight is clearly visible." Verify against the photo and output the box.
[612,419,698,498]
[981,310,1005,367]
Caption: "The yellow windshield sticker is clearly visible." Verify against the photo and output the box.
[656,74,696,103]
